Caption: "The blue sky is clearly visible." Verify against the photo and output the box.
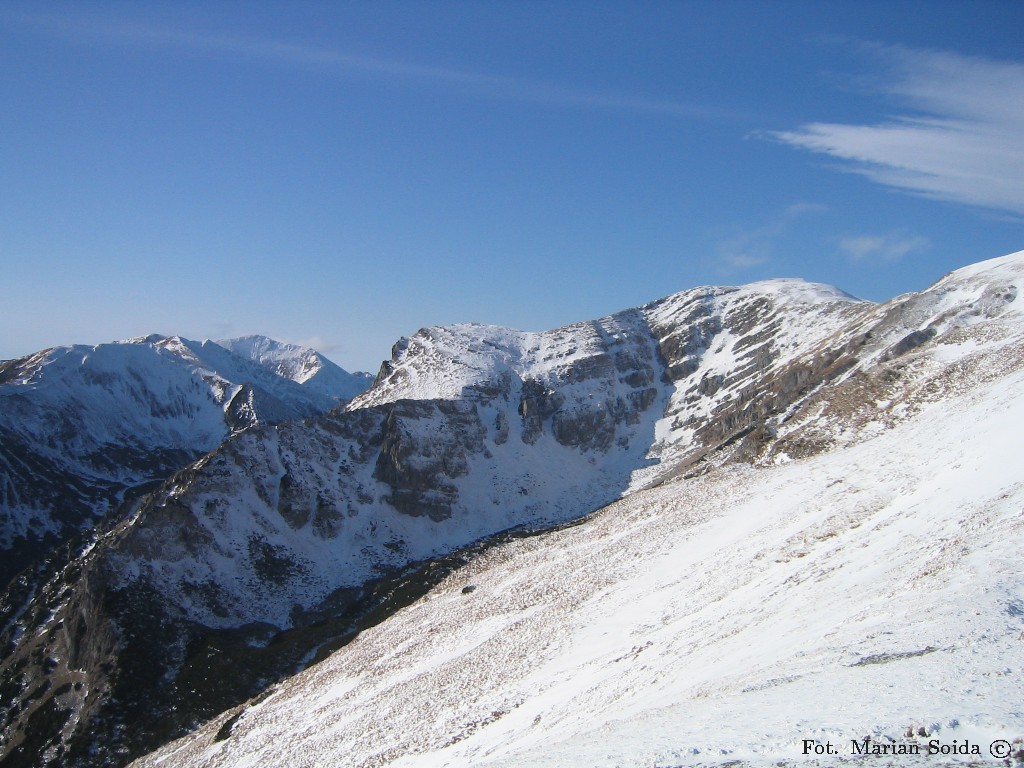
[2,1,1022,372]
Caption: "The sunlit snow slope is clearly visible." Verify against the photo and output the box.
[132,252,1024,768]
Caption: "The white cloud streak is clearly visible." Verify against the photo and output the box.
[838,231,930,261]
[12,11,729,121]
[718,203,827,270]
[770,45,1024,216]
[293,335,339,355]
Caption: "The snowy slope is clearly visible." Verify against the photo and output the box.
[130,253,1024,767]
[633,277,863,487]
[351,280,867,498]
[137,357,1024,768]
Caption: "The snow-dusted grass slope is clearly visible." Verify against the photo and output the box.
[134,328,1024,767]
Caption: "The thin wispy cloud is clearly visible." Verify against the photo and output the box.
[718,203,827,271]
[769,45,1024,216]
[12,11,728,121]
[293,335,339,355]
[838,231,930,262]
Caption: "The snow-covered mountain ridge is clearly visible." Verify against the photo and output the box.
[100,277,868,631]
[214,335,373,403]
[3,250,1024,768]
[0,334,371,585]
[135,318,1024,768]
[128,251,1024,767]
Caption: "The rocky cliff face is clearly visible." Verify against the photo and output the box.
[4,252,1023,768]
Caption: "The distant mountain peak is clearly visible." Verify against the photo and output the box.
[215,335,373,397]
[120,332,169,345]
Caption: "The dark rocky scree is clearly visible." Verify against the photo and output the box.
[0,428,197,587]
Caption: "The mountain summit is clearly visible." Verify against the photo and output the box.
[213,335,373,403]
